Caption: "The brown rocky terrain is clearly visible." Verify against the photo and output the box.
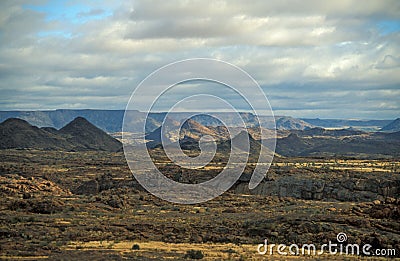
[0,149,399,259]
[0,117,399,259]
[0,174,71,197]
[235,161,400,201]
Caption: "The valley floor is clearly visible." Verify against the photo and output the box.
[0,150,399,260]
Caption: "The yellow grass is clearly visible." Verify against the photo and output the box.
[0,256,49,259]
[63,240,384,260]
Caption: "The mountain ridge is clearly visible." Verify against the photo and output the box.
[380,118,400,132]
[0,109,317,132]
[0,117,122,151]
[0,109,397,135]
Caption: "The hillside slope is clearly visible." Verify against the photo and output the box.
[0,117,121,152]
[380,118,400,132]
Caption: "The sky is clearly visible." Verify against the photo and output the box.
[0,0,399,119]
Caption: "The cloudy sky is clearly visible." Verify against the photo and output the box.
[0,0,399,119]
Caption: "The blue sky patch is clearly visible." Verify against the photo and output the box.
[23,0,111,24]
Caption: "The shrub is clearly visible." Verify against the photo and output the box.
[184,250,204,259]
[132,244,140,250]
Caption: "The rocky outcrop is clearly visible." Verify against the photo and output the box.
[235,172,400,202]
[73,179,100,195]
[72,174,141,195]
[0,174,71,197]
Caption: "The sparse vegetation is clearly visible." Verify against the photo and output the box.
[184,249,204,259]
[0,149,399,260]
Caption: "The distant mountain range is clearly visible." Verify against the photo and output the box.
[0,109,309,132]
[0,109,128,133]
[1,115,399,158]
[143,118,400,158]
[3,109,395,133]
[0,117,121,152]
[301,118,393,131]
[0,109,398,133]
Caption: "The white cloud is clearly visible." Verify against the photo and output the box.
[0,0,399,118]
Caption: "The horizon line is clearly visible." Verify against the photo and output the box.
[0,108,397,121]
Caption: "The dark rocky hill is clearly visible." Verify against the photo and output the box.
[145,118,223,148]
[217,130,267,156]
[0,118,72,150]
[274,116,313,130]
[41,127,59,135]
[144,117,180,148]
[230,130,261,152]
[380,118,400,132]
[59,117,122,151]
[275,133,311,157]
[0,117,121,152]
